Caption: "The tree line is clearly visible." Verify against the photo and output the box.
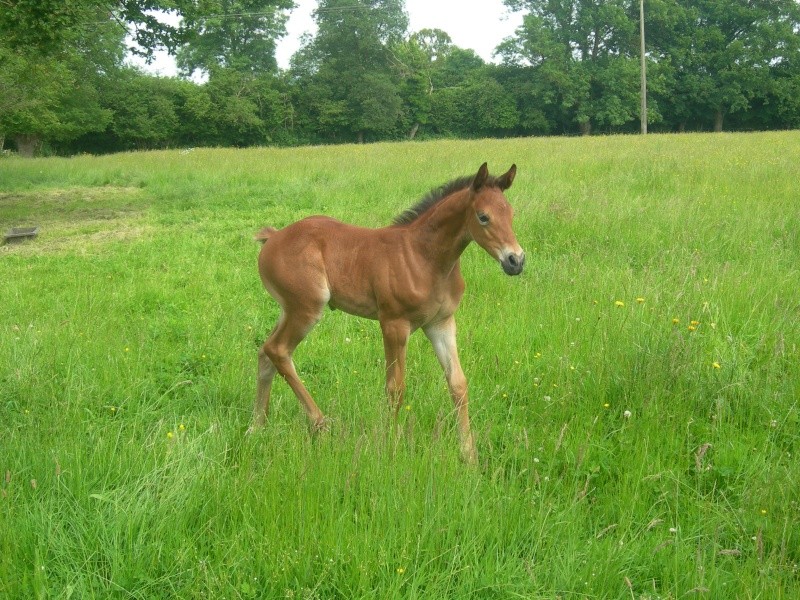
[2,0,799,156]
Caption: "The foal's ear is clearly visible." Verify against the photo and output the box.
[497,164,517,190]
[472,162,489,191]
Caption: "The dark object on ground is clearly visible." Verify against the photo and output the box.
[4,227,39,245]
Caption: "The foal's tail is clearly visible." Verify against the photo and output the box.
[254,226,277,244]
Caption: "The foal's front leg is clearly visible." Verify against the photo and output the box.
[424,317,477,465]
[380,319,410,414]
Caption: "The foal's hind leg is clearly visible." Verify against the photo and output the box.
[262,307,328,432]
[248,344,278,433]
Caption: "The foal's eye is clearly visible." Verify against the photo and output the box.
[477,212,490,225]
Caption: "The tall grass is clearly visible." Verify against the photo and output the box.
[1,132,799,598]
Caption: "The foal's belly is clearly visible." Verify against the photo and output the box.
[327,282,455,328]
[327,292,380,320]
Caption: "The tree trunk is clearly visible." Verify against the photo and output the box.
[714,109,724,132]
[408,122,420,140]
[357,131,364,144]
[15,134,41,158]
[579,120,592,136]
[678,122,686,133]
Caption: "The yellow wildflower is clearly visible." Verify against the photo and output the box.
[615,300,625,307]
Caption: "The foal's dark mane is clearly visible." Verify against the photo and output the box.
[391,174,500,226]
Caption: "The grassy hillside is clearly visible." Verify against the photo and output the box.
[1,132,799,598]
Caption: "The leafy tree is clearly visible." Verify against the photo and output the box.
[176,0,294,77]
[0,1,190,155]
[175,0,295,147]
[392,29,456,138]
[5,0,800,152]
[424,46,491,136]
[0,0,192,58]
[647,0,800,131]
[0,0,108,53]
[501,0,639,134]
[202,67,292,145]
[105,71,183,150]
[392,32,516,141]
[492,65,553,135]
[432,46,486,90]
[466,73,520,134]
[291,0,408,142]
[428,77,519,138]
[0,12,121,155]
[0,47,107,155]
[62,70,197,153]
[426,53,519,138]
[411,28,454,63]
[768,62,800,130]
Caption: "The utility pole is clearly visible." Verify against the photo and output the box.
[640,0,647,134]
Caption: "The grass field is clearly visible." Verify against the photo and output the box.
[1,132,799,599]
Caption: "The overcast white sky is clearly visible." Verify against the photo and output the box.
[132,0,523,76]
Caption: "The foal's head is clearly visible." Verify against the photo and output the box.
[467,163,525,276]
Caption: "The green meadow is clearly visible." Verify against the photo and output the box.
[1,132,798,599]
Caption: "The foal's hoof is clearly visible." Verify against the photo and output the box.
[311,417,331,434]
[460,444,478,466]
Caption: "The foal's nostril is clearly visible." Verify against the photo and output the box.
[501,252,524,276]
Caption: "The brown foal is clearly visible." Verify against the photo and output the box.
[250,163,524,463]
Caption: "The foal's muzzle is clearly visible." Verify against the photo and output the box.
[501,251,525,276]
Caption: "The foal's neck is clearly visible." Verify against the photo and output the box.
[412,188,472,268]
